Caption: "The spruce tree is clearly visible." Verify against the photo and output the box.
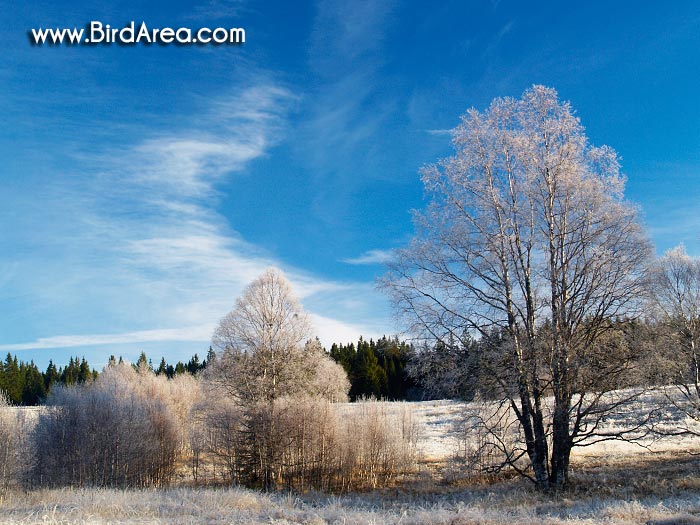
[44,360,60,391]
[156,357,168,376]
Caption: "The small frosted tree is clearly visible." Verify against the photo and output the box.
[208,268,350,488]
[305,338,350,403]
[211,268,316,403]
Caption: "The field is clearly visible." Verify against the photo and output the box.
[3,396,700,525]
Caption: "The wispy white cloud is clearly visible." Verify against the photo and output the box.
[107,82,391,342]
[424,129,453,136]
[299,0,399,199]
[342,249,393,265]
[0,325,216,352]
[309,0,395,70]
[122,85,296,199]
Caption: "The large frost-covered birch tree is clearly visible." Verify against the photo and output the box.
[383,85,651,490]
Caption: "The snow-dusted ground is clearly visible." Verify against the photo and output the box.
[406,400,465,461]
[9,390,700,464]
[5,406,43,421]
[405,389,700,464]
[10,391,699,465]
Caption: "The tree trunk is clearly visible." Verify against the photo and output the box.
[531,401,550,491]
[530,437,550,490]
[549,398,572,490]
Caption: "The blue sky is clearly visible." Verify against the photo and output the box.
[2,0,699,369]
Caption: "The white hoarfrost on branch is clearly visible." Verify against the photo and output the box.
[209,268,347,403]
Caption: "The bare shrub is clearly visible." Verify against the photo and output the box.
[304,339,350,403]
[270,397,419,492]
[31,362,195,488]
[199,398,248,484]
[649,245,700,435]
[336,399,419,490]
[195,395,336,490]
[272,395,339,491]
[193,394,418,491]
[0,391,29,499]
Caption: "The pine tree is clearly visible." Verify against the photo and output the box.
[351,338,387,400]
[78,358,92,383]
[134,352,151,372]
[203,347,216,369]
[44,360,60,391]
[186,354,201,374]
[156,357,168,376]
[61,357,78,385]
[22,361,46,405]
[2,353,23,404]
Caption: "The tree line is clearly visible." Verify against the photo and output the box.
[0,350,215,406]
[328,336,416,400]
[3,338,424,406]
[0,354,98,406]
[3,318,662,409]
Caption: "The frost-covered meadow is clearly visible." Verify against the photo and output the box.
[3,481,700,525]
[3,393,700,525]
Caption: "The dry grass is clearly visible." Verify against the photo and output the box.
[3,444,700,524]
[3,462,700,525]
